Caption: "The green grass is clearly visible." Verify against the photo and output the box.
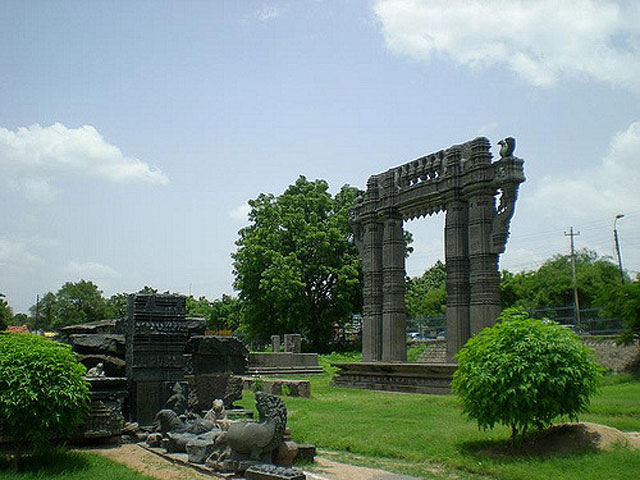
[239,353,640,480]
[0,449,154,480]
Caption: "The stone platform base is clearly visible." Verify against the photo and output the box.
[248,353,323,376]
[330,362,457,394]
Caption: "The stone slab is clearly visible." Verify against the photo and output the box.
[249,353,319,368]
[330,362,457,394]
[245,464,306,480]
[242,378,311,397]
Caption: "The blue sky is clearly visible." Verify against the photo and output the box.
[2,0,639,313]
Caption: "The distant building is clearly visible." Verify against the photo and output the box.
[6,325,29,334]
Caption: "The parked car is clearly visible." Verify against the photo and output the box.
[562,324,588,335]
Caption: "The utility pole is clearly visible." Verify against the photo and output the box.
[614,214,625,283]
[35,294,39,333]
[564,227,581,325]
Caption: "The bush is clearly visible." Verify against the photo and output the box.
[0,333,90,451]
[451,308,603,442]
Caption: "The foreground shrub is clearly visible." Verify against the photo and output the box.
[0,333,90,451]
[451,308,602,442]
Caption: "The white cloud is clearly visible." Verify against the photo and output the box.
[229,203,251,221]
[0,237,43,267]
[374,0,640,90]
[256,5,280,22]
[0,123,169,202]
[64,261,119,280]
[531,120,640,219]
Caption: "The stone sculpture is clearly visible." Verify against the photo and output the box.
[225,392,287,461]
[146,391,293,474]
[349,137,525,362]
[165,382,187,416]
[204,399,231,429]
[87,362,106,377]
[154,409,215,436]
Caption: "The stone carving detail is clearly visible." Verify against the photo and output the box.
[87,362,106,377]
[165,382,187,415]
[146,392,299,476]
[350,137,525,362]
[125,294,205,425]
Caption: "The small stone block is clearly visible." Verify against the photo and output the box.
[294,443,316,461]
[275,441,298,466]
[245,463,306,480]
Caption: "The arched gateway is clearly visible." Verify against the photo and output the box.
[349,137,525,363]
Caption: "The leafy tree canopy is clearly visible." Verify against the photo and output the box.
[0,294,12,331]
[0,333,90,451]
[232,176,362,351]
[602,276,640,344]
[500,249,623,310]
[186,295,213,318]
[405,261,446,319]
[452,308,602,443]
[53,280,110,329]
[209,294,243,331]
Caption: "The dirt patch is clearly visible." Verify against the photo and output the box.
[91,444,213,480]
[90,444,422,480]
[476,422,640,457]
[307,457,419,480]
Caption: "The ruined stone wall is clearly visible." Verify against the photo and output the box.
[416,336,639,374]
[581,336,639,373]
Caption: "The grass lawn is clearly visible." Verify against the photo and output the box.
[0,449,155,480]
[239,352,640,480]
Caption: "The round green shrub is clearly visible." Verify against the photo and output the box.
[0,333,90,449]
[451,308,603,441]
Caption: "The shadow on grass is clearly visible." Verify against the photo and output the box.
[0,448,90,475]
[458,435,598,461]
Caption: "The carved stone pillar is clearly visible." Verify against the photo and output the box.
[381,211,406,362]
[467,189,500,335]
[361,220,384,362]
[445,199,470,362]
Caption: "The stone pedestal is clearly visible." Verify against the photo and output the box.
[331,362,456,394]
[79,376,128,439]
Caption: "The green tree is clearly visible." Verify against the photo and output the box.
[232,176,362,351]
[209,294,243,331]
[10,313,30,326]
[602,277,640,344]
[29,292,57,331]
[186,295,213,318]
[52,280,110,329]
[106,292,129,318]
[405,261,446,319]
[500,249,623,310]
[0,333,90,452]
[452,308,602,443]
[0,294,12,331]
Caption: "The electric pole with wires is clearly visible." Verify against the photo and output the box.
[565,227,581,325]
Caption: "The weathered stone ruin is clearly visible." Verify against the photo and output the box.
[142,391,311,479]
[333,137,525,393]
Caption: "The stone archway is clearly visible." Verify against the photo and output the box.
[349,137,525,363]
